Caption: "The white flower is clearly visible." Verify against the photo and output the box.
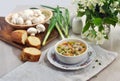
[82,30,96,41]
[96,38,105,44]
[81,30,89,38]
[82,29,107,44]
[94,26,99,32]
[78,9,85,12]
[95,31,106,44]
[87,31,96,41]
[89,27,93,30]
[98,0,105,6]
[78,0,97,8]
[77,0,105,10]
[100,7,105,13]
[112,1,119,7]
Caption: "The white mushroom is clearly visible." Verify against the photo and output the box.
[12,13,19,19]
[27,16,33,20]
[25,20,32,25]
[16,17,24,25]
[20,12,31,20]
[32,17,43,24]
[32,18,39,24]
[11,18,17,24]
[33,9,42,16]
[18,9,34,20]
[36,24,46,33]
[23,9,34,16]
[27,27,37,36]
[9,9,47,25]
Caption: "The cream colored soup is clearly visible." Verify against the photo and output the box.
[57,41,86,56]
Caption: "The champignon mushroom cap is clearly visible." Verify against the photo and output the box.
[36,24,46,33]
[27,27,37,36]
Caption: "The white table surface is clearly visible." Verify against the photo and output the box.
[0,0,120,81]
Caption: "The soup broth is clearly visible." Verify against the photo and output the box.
[57,41,87,56]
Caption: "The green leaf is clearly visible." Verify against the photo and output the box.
[103,17,118,26]
[113,10,119,16]
[91,30,97,36]
[77,11,85,17]
[99,25,104,31]
[86,8,92,16]
[82,22,90,33]
[104,35,109,39]
[92,18,102,26]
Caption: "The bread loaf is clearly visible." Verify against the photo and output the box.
[26,36,41,49]
[20,47,41,62]
[11,30,27,45]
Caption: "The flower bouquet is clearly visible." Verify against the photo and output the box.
[74,0,120,44]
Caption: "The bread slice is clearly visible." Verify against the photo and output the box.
[26,36,41,49]
[20,47,41,62]
[11,30,27,45]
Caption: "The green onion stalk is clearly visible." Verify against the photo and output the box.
[41,5,70,45]
[42,16,57,46]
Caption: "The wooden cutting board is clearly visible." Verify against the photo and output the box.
[0,17,59,50]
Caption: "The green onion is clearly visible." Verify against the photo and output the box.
[41,5,62,13]
[56,8,66,35]
[55,22,65,39]
[41,5,70,45]
[41,5,55,10]
[42,16,57,46]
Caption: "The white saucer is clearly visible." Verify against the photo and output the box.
[47,46,96,70]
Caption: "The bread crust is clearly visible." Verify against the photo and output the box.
[26,36,41,49]
[11,30,27,45]
[20,47,41,62]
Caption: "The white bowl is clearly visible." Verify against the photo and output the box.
[55,38,89,64]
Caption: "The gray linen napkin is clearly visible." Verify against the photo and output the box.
[0,45,117,81]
